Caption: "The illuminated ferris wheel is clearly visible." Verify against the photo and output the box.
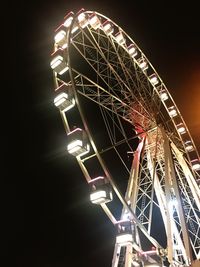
[50,9,200,267]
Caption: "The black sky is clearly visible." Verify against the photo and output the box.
[4,1,200,266]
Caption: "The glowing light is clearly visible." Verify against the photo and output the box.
[54,92,68,106]
[67,128,90,157]
[63,12,73,27]
[168,106,177,117]
[115,32,126,45]
[122,210,131,220]
[149,73,159,85]
[157,85,169,101]
[168,199,178,211]
[54,92,75,112]
[160,91,168,101]
[59,66,69,75]
[176,123,186,134]
[90,189,113,204]
[137,57,148,71]
[127,44,137,58]
[50,55,63,69]
[184,141,194,152]
[89,14,101,29]
[191,160,200,171]
[77,12,89,28]
[103,21,114,35]
[54,30,66,43]
[54,28,68,49]
[67,139,83,152]
[50,54,69,75]
[116,233,133,244]
[71,25,78,34]
[90,190,106,203]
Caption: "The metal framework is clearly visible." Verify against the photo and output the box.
[50,10,200,267]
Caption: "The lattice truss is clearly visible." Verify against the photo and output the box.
[132,131,200,263]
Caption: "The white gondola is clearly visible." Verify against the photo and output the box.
[54,84,75,112]
[176,123,186,134]
[137,57,148,71]
[149,73,159,85]
[63,11,74,28]
[191,159,200,171]
[67,128,90,157]
[102,20,114,35]
[184,140,194,152]
[89,176,113,204]
[89,13,101,29]
[54,26,67,49]
[77,9,89,28]
[168,106,177,117]
[115,31,126,45]
[50,49,69,75]
[127,44,137,58]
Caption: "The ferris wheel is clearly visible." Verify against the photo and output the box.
[50,9,200,267]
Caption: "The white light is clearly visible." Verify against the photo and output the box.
[115,32,126,45]
[50,53,68,75]
[63,16,73,28]
[59,66,69,75]
[177,123,186,134]
[90,190,107,204]
[137,57,148,71]
[103,21,114,35]
[122,211,131,220]
[192,160,200,171]
[89,14,101,29]
[54,93,75,112]
[127,44,137,58]
[168,106,177,117]
[54,30,66,43]
[149,74,159,85]
[78,12,89,28]
[168,199,178,211]
[116,233,133,244]
[67,128,90,157]
[67,139,83,153]
[185,141,194,152]
[54,92,68,106]
[50,55,63,69]
[71,25,78,34]
[160,91,168,101]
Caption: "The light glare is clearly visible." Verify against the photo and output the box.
[116,233,133,244]
[168,106,177,117]
[63,16,73,27]
[67,140,83,151]
[54,30,66,43]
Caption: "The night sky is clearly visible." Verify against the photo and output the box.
[5,1,200,266]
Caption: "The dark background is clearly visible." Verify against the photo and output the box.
[4,1,200,266]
